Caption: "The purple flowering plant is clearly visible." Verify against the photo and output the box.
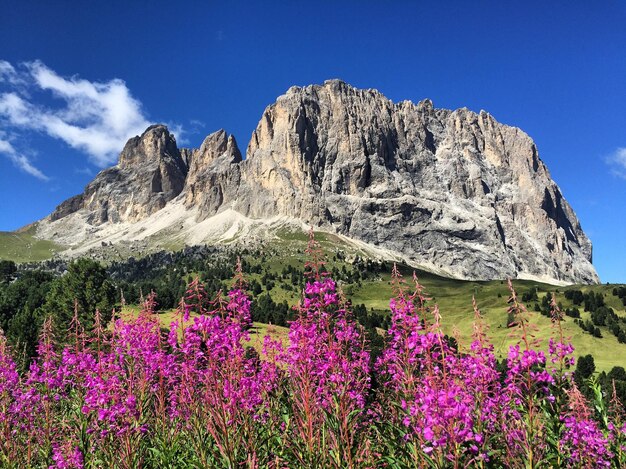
[0,233,623,467]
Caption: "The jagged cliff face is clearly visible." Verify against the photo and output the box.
[183,129,242,220]
[228,81,597,283]
[51,125,187,224]
[39,80,598,284]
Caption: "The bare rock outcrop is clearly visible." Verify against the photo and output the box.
[50,125,187,224]
[226,80,596,283]
[183,129,242,220]
[41,80,598,284]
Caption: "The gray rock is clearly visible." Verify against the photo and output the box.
[50,125,187,224]
[184,129,243,220]
[41,81,599,284]
[230,80,596,283]
[179,148,194,170]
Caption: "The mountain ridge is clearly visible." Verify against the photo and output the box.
[28,80,598,284]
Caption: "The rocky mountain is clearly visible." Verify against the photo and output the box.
[51,125,188,225]
[33,80,599,284]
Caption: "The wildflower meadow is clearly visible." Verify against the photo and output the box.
[0,234,624,468]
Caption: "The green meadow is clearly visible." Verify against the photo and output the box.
[2,225,624,371]
[0,229,62,262]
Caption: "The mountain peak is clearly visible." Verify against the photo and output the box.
[118,124,182,171]
[49,124,187,225]
[37,81,598,284]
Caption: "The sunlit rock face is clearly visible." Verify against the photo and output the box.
[51,124,187,225]
[183,129,243,220]
[44,80,598,284]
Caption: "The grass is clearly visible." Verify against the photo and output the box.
[242,233,626,372]
[247,322,290,353]
[6,222,626,371]
[0,227,62,262]
[349,271,626,372]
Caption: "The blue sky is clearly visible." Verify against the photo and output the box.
[0,1,624,282]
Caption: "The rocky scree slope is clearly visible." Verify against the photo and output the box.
[36,80,598,284]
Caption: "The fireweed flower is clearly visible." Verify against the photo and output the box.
[375,267,507,465]
[0,331,21,460]
[165,266,281,467]
[286,276,370,410]
[559,386,613,467]
[1,254,625,467]
[50,442,84,469]
[0,332,19,419]
[277,231,372,467]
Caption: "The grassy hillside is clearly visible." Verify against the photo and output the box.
[120,264,626,372]
[349,274,625,372]
[0,228,62,262]
[5,224,625,371]
[232,228,626,372]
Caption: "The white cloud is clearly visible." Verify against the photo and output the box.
[607,147,626,180]
[0,60,153,167]
[0,60,22,85]
[167,122,187,144]
[0,138,49,180]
